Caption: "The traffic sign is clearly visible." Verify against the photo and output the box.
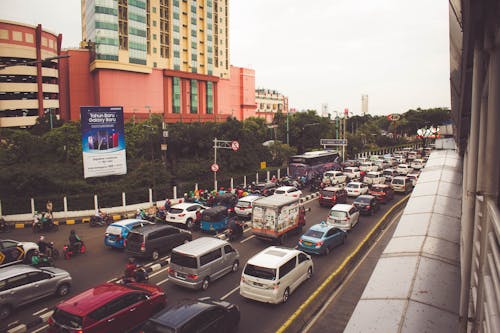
[387,114,401,121]
[211,163,219,172]
[231,141,240,151]
[320,139,348,146]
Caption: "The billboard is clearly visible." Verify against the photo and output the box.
[81,106,127,178]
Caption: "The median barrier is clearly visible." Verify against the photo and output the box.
[276,194,410,333]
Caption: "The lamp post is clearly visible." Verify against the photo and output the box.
[143,124,156,201]
[44,108,53,130]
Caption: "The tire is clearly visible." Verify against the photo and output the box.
[282,288,290,304]
[307,266,313,279]
[231,260,239,273]
[324,246,330,256]
[201,277,210,291]
[0,304,12,321]
[186,218,194,230]
[56,283,70,297]
[51,248,60,260]
[24,250,35,264]
[151,249,160,261]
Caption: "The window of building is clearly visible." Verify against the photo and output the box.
[152,6,156,13]
[190,79,198,114]
[153,20,157,27]
[153,34,157,40]
[206,81,213,114]
[172,77,181,114]
[153,47,157,53]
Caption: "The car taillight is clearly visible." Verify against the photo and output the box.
[366,205,371,209]
[140,242,145,252]
[315,241,323,248]
[187,274,198,280]
[319,194,323,199]
[178,213,186,217]
[168,267,175,274]
[48,316,54,326]
[123,239,127,247]
[332,196,337,201]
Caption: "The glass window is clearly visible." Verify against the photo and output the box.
[224,245,235,254]
[298,253,309,263]
[206,82,213,114]
[172,77,181,114]
[190,79,198,114]
[200,248,222,266]
[279,257,297,279]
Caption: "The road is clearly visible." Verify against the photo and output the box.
[1,191,408,333]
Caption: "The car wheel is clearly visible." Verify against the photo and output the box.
[282,288,290,303]
[0,304,12,321]
[24,250,35,264]
[307,266,313,279]
[324,246,330,256]
[201,277,210,291]
[151,249,160,261]
[186,218,194,230]
[231,260,239,273]
[56,283,70,297]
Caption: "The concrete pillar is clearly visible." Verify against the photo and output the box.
[31,198,35,215]
[63,196,68,213]
[122,192,126,211]
[267,171,270,181]
[149,188,153,204]
[94,194,98,212]
[256,173,259,183]
[244,176,247,187]
[173,186,177,199]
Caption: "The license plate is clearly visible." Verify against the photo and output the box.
[239,207,245,210]
[304,241,312,246]
[253,282,263,287]
[176,272,186,279]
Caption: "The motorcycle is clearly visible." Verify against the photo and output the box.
[33,215,59,233]
[63,241,86,260]
[45,241,60,260]
[0,219,13,233]
[121,267,149,284]
[90,213,113,227]
[31,253,55,268]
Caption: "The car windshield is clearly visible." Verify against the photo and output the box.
[244,264,276,280]
[140,321,175,333]
[275,190,286,194]
[366,174,377,178]
[346,183,358,189]
[52,309,83,329]
[105,225,122,235]
[171,252,197,269]
[355,197,371,204]
[393,179,404,185]
[304,230,324,239]
[168,208,184,214]
[320,190,334,197]
[330,210,347,219]
[236,200,252,208]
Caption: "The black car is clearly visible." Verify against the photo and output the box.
[353,195,380,215]
[139,297,240,333]
[125,225,192,261]
[250,182,277,196]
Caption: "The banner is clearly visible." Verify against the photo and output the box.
[81,106,127,178]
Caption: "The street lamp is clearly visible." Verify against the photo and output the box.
[44,108,54,130]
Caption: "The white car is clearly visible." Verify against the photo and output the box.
[326,204,361,231]
[363,171,386,185]
[274,186,302,198]
[345,181,369,197]
[407,172,420,186]
[396,163,413,175]
[410,158,425,170]
[322,170,347,185]
[344,167,361,180]
[235,195,262,219]
[165,202,207,229]
[359,161,378,172]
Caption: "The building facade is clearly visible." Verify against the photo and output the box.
[0,20,62,127]
[255,88,289,123]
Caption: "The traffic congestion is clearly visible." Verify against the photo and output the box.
[0,147,429,333]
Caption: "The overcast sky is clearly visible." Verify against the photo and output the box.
[1,0,451,116]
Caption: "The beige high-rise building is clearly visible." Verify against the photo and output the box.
[81,0,229,78]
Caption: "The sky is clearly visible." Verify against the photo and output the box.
[0,0,451,116]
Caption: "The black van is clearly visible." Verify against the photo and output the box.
[125,224,192,260]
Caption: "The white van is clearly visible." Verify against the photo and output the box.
[240,246,313,304]
[235,195,261,219]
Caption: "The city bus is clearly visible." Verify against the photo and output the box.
[288,150,341,182]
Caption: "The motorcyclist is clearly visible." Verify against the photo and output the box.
[124,257,138,281]
[37,235,51,255]
[227,217,244,241]
[31,250,50,267]
[69,229,82,253]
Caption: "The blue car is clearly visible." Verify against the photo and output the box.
[297,222,347,255]
[104,219,154,249]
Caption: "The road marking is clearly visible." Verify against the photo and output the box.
[220,285,240,301]
[32,307,48,316]
[7,321,19,327]
[240,235,255,243]
[31,324,49,333]
[157,277,169,285]
[149,266,169,278]
[301,209,404,333]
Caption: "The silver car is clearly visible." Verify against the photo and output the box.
[0,264,72,320]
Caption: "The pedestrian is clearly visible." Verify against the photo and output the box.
[46,200,53,215]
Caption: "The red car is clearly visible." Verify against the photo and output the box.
[319,186,348,207]
[48,282,166,333]
[368,184,394,204]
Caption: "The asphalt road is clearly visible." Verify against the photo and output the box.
[1,191,408,333]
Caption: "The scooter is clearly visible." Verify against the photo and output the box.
[63,241,87,260]
[90,213,113,227]
[33,214,59,233]
[121,267,149,284]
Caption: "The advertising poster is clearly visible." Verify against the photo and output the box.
[81,106,127,178]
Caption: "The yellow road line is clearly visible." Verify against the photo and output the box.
[276,195,410,333]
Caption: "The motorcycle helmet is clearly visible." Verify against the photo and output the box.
[39,235,45,241]
[128,257,135,264]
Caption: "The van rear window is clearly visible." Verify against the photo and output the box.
[127,232,143,243]
[52,308,83,329]
[171,252,197,268]
[244,264,276,280]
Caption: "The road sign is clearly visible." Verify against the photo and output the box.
[161,144,167,151]
[231,141,240,151]
[320,139,348,146]
[211,163,219,172]
[387,114,400,121]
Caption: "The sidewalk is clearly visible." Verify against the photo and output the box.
[305,213,399,333]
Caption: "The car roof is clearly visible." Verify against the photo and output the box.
[275,186,297,191]
[370,184,390,188]
[171,202,201,209]
[0,264,38,279]
[347,181,363,185]
[56,283,137,316]
[355,195,375,200]
[366,171,381,175]
[110,218,149,227]
[330,204,353,212]
[130,224,176,235]
[322,186,345,191]
[246,246,300,269]
[238,195,261,202]
[150,298,231,328]
[172,237,228,256]
[309,223,336,233]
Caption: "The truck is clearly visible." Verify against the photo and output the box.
[251,195,305,244]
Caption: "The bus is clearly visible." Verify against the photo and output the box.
[288,150,341,182]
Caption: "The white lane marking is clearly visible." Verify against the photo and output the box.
[7,324,26,333]
[33,307,48,316]
[240,235,255,244]
[40,310,53,321]
[149,266,170,278]
[31,324,49,333]
[157,277,170,285]
[7,321,19,327]
[220,285,240,301]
